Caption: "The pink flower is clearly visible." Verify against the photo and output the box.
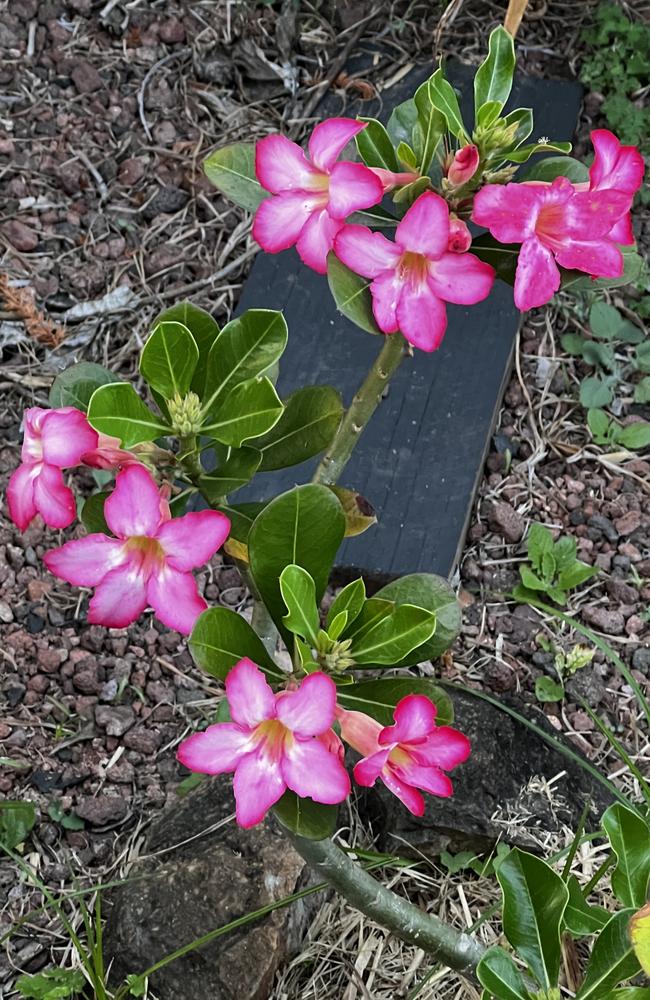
[81,433,141,471]
[7,407,99,531]
[588,129,644,245]
[253,119,384,274]
[43,464,230,634]
[472,176,632,311]
[177,659,351,828]
[334,191,495,351]
[447,144,479,186]
[369,167,421,193]
[448,216,472,253]
[338,695,471,817]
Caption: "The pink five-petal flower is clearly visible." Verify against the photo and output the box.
[472,176,633,311]
[176,659,351,828]
[7,406,99,531]
[43,464,230,635]
[588,129,644,245]
[338,694,471,817]
[334,191,495,352]
[447,144,479,186]
[252,118,384,274]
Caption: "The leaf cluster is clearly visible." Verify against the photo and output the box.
[513,523,599,607]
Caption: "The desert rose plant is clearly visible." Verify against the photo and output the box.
[6,26,648,998]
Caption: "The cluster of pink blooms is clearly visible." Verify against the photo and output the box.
[253,121,643,349]
[177,658,471,828]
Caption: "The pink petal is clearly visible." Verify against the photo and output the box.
[252,191,325,255]
[334,224,401,279]
[44,534,126,587]
[282,736,351,803]
[562,190,632,240]
[176,724,250,774]
[157,510,231,571]
[20,408,48,463]
[104,465,163,539]
[395,192,450,258]
[554,239,623,279]
[472,183,541,244]
[447,144,479,186]
[381,767,425,816]
[295,209,344,274]
[409,726,472,770]
[607,214,634,245]
[308,118,366,173]
[391,760,453,798]
[396,283,448,352]
[33,463,77,530]
[369,271,402,334]
[589,129,645,195]
[327,161,383,219]
[337,708,383,757]
[146,564,207,635]
[40,408,98,467]
[370,168,420,193]
[276,672,337,736]
[88,560,149,629]
[379,694,437,746]
[255,133,323,193]
[6,463,38,530]
[447,218,472,253]
[428,251,495,305]
[233,748,285,828]
[353,747,392,786]
[225,658,276,728]
[514,237,560,311]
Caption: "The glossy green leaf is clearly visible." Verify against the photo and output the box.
[49,361,121,412]
[602,804,650,909]
[140,320,199,400]
[328,611,348,641]
[387,98,419,149]
[497,847,569,989]
[199,447,262,501]
[87,383,170,446]
[356,117,399,170]
[248,485,345,639]
[523,155,587,183]
[471,233,519,284]
[203,142,266,212]
[474,26,516,117]
[343,597,392,643]
[477,947,529,1000]
[507,140,572,164]
[273,791,338,841]
[202,376,283,446]
[349,205,399,228]
[577,909,640,999]
[351,604,437,666]
[476,100,502,128]
[280,565,320,644]
[217,501,268,544]
[327,253,380,335]
[503,107,534,145]
[80,492,110,535]
[600,990,650,1000]
[413,77,446,173]
[0,800,36,850]
[256,385,343,471]
[202,309,288,416]
[326,578,366,631]
[152,301,220,397]
[564,874,609,937]
[337,677,453,726]
[428,69,468,140]
[189,606,282,680]
[629,903,650,977]
[375,573,461,662]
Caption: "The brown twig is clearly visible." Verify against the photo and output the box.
[0,274,66,348]
[504,0,530,37]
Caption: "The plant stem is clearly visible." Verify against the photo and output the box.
[284,830,485,979]
[178,434,204,483]
[312,333,408,486]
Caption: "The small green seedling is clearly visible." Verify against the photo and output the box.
[534,634,595,703]
[47,802,84,832]
[587,409,650,451]
[514,524,599,606]
[16,969,85,1000]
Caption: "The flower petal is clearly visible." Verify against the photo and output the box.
[88,560,149,629]
[562,190,631,239]
[104,464,163,539]
[379,694,437,746]
[157,510,231,571]
[146,564,206,635]
[177,723,250,774]
[428,251,495,305]
[334,224,401,279]
[21,408,47,463]
[391,760,453,798]
[225,658,276,728]
[33,463,77,529]
[6,463,38,530]
[396,191,450,258]
[40,408,98,467]
[327,161,383,219]
[353,747,392,786]
[447,144,479,186]
[554,239,623,279]
[44,534,126,587]
[295,209,343,274]
[589,129,645,195]
[337,708,383,757]
[282,737,351,803]
[607,214,634,246]
[233,748,285,828]
[514,237,560,311]
[252,191,324,255]
[308,118,365,173]
[409,726,472,770]
[381,767,425,816]
[396,282,448,352]
[472,183,541,244]
[255,133,323,193]
[369,271,402,334]
[276,673,337,736]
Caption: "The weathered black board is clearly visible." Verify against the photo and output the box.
[230,61,583,582]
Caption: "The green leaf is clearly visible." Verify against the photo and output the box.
[522,155,587,182]
[577,909,640,999]
[203,142,265,212]
[519,566,548,592]
[140,320,199,400]
[217,501,268,545]
[564,874,609,937]
[600,990,650,1000]
[273,791,337,841]
[202,308,288,415]
[561,333,586,356]
[327,610,348,641]
[387,98,418,149]
[327,578,366,631]
[634,377,650,404]
[343,597,392,643]
[87,383,170,446]
[356,117,399,171]
[199,447,262,501]
[581,340,616,370]
[474,26,516,117]
[413,77,446,173]
[327,253,380,335]
[635,342,650,374]
[80,492,110,534]
[351,603,437,666]
[580,376,615,409]
[526,524,554,569]
[152,301,221,398]
[501,107,534,147]
[507,140,573,164]
[248,485,345,640]
[428,69,468,140]
[337,677,453,726]
[49,361,121,412]
[496,847,569,989]
[189,606,282,680]
[476,100,502,128]
[329,485,377,538]
[16,969,85,1000]
[470,234,519,284]
[617,422,650,450]
[280,565,320,644]
[477,947,529,1000]
[202,376,283,446]
[374,573,461,662]
[557,561,598,591]
[535,676,565,702]
[0,800,36,850]
[629,903,650,977]
[602,803,650,909]
[255,385,343,471]
[349,205,399,228]
[590,301,625,340]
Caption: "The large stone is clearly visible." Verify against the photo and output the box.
[104,777,318,1000]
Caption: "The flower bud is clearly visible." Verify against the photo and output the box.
[447,144,479,186]
[369,167,421,193]
[448,216,472,253]
[168,391,202,436]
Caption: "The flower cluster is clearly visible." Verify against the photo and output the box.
[177,658,470,828]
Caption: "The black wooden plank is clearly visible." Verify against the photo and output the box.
[226,61,583,582]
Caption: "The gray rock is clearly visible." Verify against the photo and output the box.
[581,606,625,636]
[488,502,525,543]
[95,704,135,737]
[76,794,128,826]
[632,647,650,674]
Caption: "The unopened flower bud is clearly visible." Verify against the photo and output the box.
[369,167,421,193]
[447,144,479,186]
[448,216,472,253]
[168,391,202,436]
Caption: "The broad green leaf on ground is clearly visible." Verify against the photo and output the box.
[337,677,453,726]
[49,361,121,412]
[477,946,529,1000]
[564,874,610,937]
[140,320,199,399]
[0,800,36,850]
[152,301,221,398]
[189,606,282,680]
[273,791,337,841]
[617,422,650,450]
[256,385,343,471]
[580,376,615,409]
[474,26,516,117]
[87,383,170,446]
[199,447,262,501]
[326,578,366,632]
[602,803,650,908]
[356,117,399,171]
[590,301,627,340]
[351,604,437,666]
[535,676,565,702]
[202,377,283,447]
[577,909,640,999]
[375,573,461,661]
[15,968,85,1000]
[280,565,320,644]
[327,253,380,335]
[203,142,266,212]
[202,309,288,415]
